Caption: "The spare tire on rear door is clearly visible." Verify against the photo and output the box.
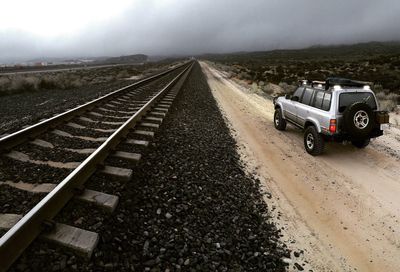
[343,102,374,139]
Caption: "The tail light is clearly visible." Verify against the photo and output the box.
[329,119,336,133]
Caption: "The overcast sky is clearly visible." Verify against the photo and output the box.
[1,0,400,63]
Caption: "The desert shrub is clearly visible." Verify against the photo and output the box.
[90,77,103,84]
[238,71,251,80]
[70,78,84,88]
[262,83,283,95]
[377,91,400,102]
[116,70,130,79]
[374,84,384,92]
[103,76,115,82]
[9,76,39,92]
[225,72,235,78]
[276,65,284,74]
[375,91,387,100]
[374,91,400,112]
[385,92,400,102]
[40,74,67,89]
[65,74,85,88]
[0,62,171,95]
[380,100,397,111]
[0,77,11,92]
[52,74,68,89]
[278,82,296,94]
[39,76,57,89]
[251,82,259,92]
[24,76,40,90]
[9,76,23,91]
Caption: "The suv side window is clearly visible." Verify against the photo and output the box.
[312,91,324,109]
[301,88,314,105]
[293,87,304,98]
[322,92,332,111]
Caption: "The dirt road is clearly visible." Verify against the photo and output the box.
[200,61,400,272]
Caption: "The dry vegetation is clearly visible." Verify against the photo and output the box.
[204,42,400,111]
[0,63,168,96]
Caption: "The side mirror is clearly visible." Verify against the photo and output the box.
[291,96,299,102]
[285,94,291,99]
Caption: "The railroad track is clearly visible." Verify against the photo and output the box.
[0,61,194,271]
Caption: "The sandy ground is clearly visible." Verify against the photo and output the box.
[200,61,400,272]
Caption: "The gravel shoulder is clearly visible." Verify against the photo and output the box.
[9,62,289,271]
[201,61,400,272]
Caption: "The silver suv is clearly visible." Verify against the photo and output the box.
[273,78,390,155]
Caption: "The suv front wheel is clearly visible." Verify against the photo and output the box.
[304,126,325,155]
[274,108,287,130]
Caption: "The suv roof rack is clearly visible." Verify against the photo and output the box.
[311,80,325,88]
[325,77,370,90]
[298,79,311,86]
[298,79,325,87]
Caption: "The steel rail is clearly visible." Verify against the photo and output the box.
[0,61,194,271]
[0,62,188,152]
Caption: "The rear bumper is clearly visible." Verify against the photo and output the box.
[324,128,383,142]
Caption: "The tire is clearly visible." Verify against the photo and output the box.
[274,108,287,131]
[352,138,370,148]
[304,126,325,155]
[343,102,374,139]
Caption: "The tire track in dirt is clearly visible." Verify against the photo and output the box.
[200,61,400,272]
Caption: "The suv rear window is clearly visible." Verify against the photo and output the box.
[339,92,377,112]
[322,92,331,111]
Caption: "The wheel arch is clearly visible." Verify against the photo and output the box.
[304,118,322,133]
[274,103,286,119]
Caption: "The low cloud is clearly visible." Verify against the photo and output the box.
[1,0,400,62]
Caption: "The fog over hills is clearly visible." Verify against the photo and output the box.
[1,0,400,63]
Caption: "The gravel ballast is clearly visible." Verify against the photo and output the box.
[9,62,289,271]
[0,66,186,186]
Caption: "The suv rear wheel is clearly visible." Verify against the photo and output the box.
[351,138,370,148]
[304,126,325,155]
[274,108,287,130]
